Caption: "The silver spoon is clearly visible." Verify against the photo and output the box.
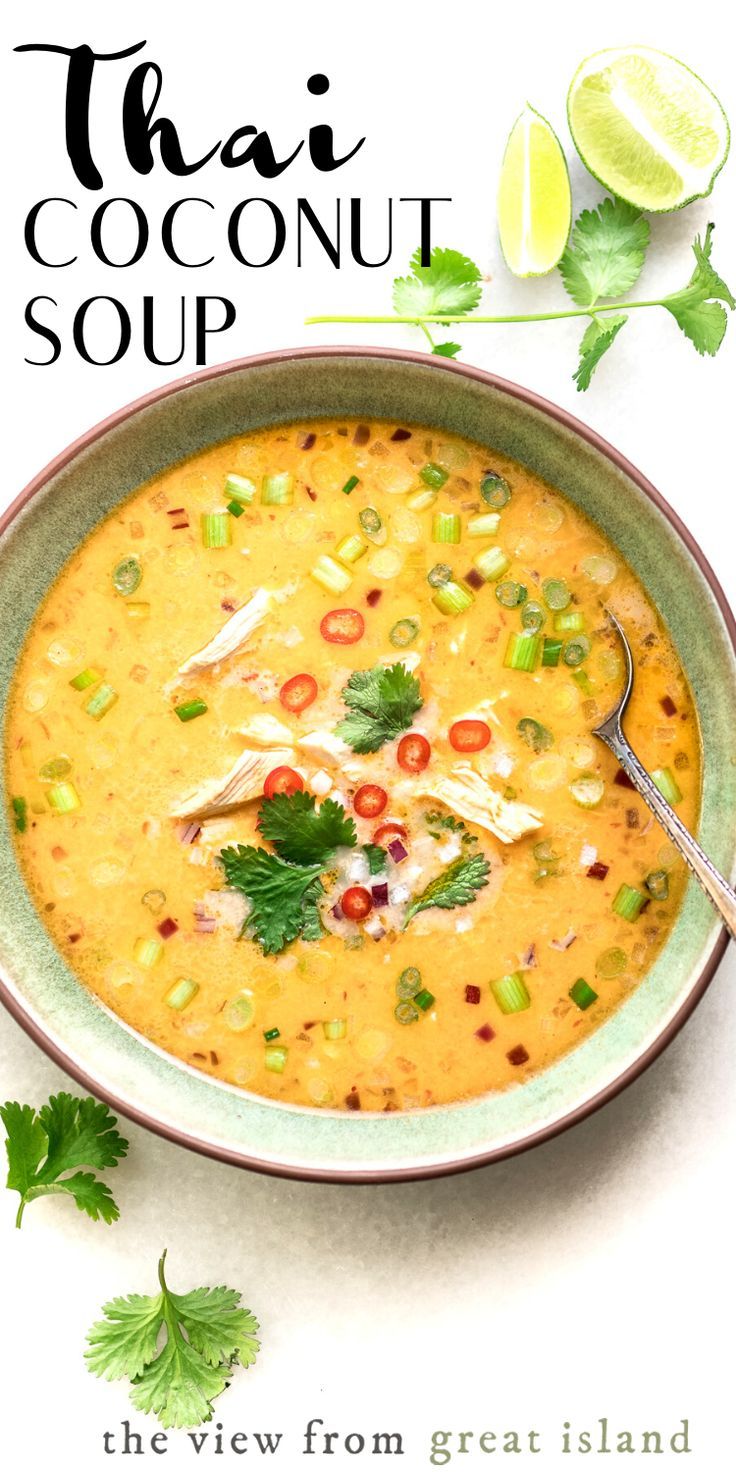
[593,609,736,940]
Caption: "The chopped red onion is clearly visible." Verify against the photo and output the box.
[353,424,370,445]
[388,838,408,863]
[371,882,389,907]
[298,432,316,450]
[194,916,217,933]
[178,822,201,845]
[587,861,609,880]
[465,568,485,590]
[157,917,178,939]
[390,428,412,441]
[192,901,207,917]
[366,588,383,607]
[465,984,481,1005]
[475,1023,496,1042]
[520,943,537,968]
[331,901,344,920]
[363,914,386,941]
[550,929,577,951]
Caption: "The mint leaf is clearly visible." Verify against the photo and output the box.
[258,791,356,866]
[336,663,423,754]
[662,223,735,355]
[574,313,628,391]
[219,845,324,955]
[560,197,650,308]
[403,852,490,927]
[1,1093,128,1228]
[393,247,482,317]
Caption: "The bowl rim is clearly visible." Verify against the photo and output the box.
[1,343,733,1184]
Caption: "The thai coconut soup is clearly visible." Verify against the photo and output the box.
[6,419,700,1112]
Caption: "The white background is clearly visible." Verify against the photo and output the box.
[1,1,734,1465]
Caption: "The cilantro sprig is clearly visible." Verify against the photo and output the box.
[336,662,423,753]
[85,1250,260,1430]
[403,852,491,927]
[258,790,356,865]
[307,206,734,389]
[1,1092,128,1228]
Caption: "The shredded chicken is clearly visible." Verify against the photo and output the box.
[296,728,364,781]
[170,747,294,820]
[416,763,542,844]
[178,587,274,675]
[236,713,295,747]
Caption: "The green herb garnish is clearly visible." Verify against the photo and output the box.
[85,1249,260,1430]
[403,852,490,927]
[363,842,388,874]
[219,846,324,955]
[423,810,476,844]
[258,791,356,866]
[1,1093,128,1229]
[336,662,423,753]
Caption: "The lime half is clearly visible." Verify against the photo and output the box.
[497,105,572,276]
[568,46,730,212]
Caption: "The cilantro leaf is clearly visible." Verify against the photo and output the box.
[363,843,387,874]
[432,341,462,358]
[423,810,477,844]
[86,1251,260,1430]
[393,248,482,318]
[219,845,324,955]
[336,662,423,753]
[1,1093,128,1228]
[257,791,356,866]
[662,223,735,355]
[403,852,490,927]
[559,197,650,308]
[574,313,628,391]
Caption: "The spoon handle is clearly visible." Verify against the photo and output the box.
[598,722,736,941]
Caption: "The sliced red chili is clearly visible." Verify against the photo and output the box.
[263,765,304,799]
[373,820,407,845]
[353,784,388,819]
[449,719,491,753]
[320,608,365,644]
[397,732,431,774]
[279,673,318,713]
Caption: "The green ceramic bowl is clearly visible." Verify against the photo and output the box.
[1,348,734,1182]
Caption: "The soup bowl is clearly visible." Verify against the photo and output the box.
[1,347,734,1181]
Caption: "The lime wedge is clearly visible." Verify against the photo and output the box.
[568,47,730,212]
[497,105,572,276]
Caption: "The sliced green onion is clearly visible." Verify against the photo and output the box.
[504,632,541,672]
[394,1000,419,1024]
[133,936,163,968]
[47,781,81,814]
[563,636,592,667]
[645,869,670,901]
[84,683,118,721]
[651,767,682,806]
[596,946,628,978]
[201,512,231,548]
[263,1026,281,1042]
[389,617,420,648]
[570,774,605,808]
[421,462,449,489]
[359,506,383,538]
[12,796,28,833]
[533,839,558,863]
[541,637,563,667]
[473,546,510,582]
[427,562,452,588]
[613,883,648,921]
[39,757,72,782]
[224,473,256,505]
[112,556,142,596]
[414,988,435,1012]
[336,533,367,565]
[261,472,294,505]
[554,610,585,634]
[265,1044,288,1073]
[432,511,461,544]
[432,580,475,616]
[323,1018,347,1040]
[397,966,422,999]
[572,668,593,696]
[69,667,101,691]
[227,499,246,518]
[406,488,437,511]
[165,977,199,1011]
[496,580,527,608]
[467,512,501,538]
[569,978,598,1011]
[341,474,360,495]
[491,971,530,1014]
[517,717,553,753]
[521,601,546,633]
[480,472,511,508]
[310,555,352,594]
[174,698,208,723]
[224,993,254,1031]
[542,577,571,611]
